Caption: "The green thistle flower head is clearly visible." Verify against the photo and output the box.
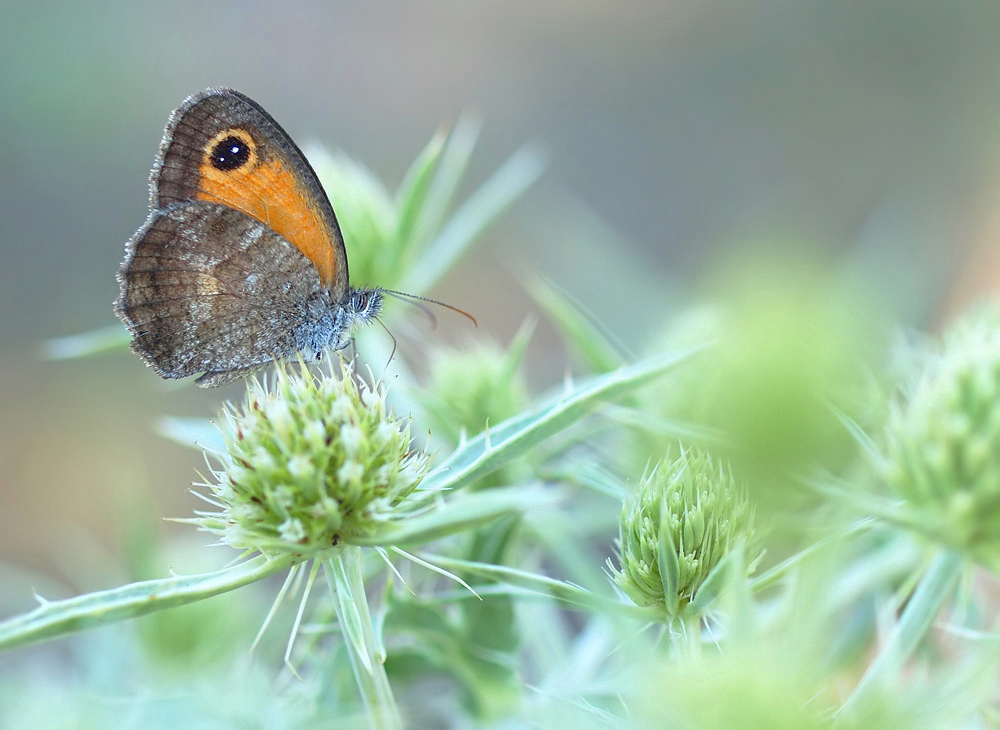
[422,333,530,444]
[611,448,758,618]
[197,360,430,555]
[884,306,1000,563]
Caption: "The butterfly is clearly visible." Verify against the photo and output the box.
[115,88,382,386]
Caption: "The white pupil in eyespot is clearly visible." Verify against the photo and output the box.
[210,135,251,171]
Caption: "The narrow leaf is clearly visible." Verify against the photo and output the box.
[425,346,705,492]
[412,115,481,251]
[349,487,556,547]
[395,128,447,246]
[419,554,652,619]
[830,403,884,466]
[528,276,627,372]
[838,549,963,719]
[42,325,129,360]
[404,143,546,294]
[0,554,295,652]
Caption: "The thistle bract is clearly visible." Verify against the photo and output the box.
[884,307,1000,563]
[197,361,430,554]
[611,449,757,618]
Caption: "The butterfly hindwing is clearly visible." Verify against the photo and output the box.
[115,201,338,383]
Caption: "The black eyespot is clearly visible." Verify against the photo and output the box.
[210,135,251,171]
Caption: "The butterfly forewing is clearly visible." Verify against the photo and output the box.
[151,88,349,297]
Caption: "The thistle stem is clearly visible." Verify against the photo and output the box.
[837,549,963,720]
[680,614,703,659]
[324,546,401,730]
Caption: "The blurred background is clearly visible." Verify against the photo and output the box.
[3,0,1000,596]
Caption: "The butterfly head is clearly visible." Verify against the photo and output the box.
[331,287,383,351]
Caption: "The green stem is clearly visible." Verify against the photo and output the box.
[0,553,295,652]
[837,549,963,720]
[684,614,703,659]
[324,547,401,730]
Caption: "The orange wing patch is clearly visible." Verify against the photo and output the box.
[195,128,337,288]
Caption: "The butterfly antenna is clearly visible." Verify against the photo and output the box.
[382,289,478,327]
[391,295,438,329]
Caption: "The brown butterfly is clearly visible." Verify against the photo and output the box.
[115,88,382,386]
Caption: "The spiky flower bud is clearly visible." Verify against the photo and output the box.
[884,307,1000,563]
[610,449,758,618]
[423,337,530,443]
[196,361,430,554]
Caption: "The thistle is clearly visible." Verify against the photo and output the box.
[194,359,430,555]
[610,448,759,620]
[421,332,531,445]
[883,306,1000,565]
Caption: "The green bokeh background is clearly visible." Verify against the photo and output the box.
[2,0,1000,599]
